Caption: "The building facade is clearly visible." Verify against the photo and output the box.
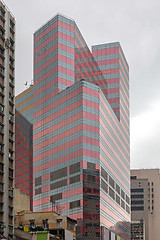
[131,169,160,240]
[15,210,77,240]
[16,14,130,240]
[0,0,15,238]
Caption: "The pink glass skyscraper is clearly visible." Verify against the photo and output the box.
[15,14,130,240]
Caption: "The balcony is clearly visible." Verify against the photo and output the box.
[9,113,14,123]
[0,8,5,22]
[9,168,13,179]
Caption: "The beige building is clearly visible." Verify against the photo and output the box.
[15,211,77,240]
[14,188,30,214]
[0,0,15,238]
[131,169,160,240]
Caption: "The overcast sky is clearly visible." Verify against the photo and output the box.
[4,0,160,169]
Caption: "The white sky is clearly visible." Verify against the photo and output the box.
[4,0,160,169]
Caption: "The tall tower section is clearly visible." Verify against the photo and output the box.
[92,43,129,133]
[0,1,15,238]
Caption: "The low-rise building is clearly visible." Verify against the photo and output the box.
[15,211,76,240]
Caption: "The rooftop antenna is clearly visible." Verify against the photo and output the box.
[24,81,28,89]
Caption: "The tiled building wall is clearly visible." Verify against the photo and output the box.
[15,87,33,210]
[92,43,129,132]
[15,13,130,240]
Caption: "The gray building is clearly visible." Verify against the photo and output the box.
[131,169,160,240]
[0,0,15,238]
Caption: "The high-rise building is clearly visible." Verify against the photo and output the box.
[131,169,160,240]
[15,14,130,240]
[0,0,15,238]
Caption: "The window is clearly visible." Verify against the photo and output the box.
[131,176,137,179]
[131,200,144,205]
[8,189,13,198]
[70,200,80,209]
[9,77,14,85]
[50,193,62,202]
[116,194,120,205]
[101,167,108,181]
[0,183,3,192]
[101,179,108,193]
[0,47,4,55]
[87,162,95,170]
[9,131,13,139]
[9,207,13,215]
[50,167,67,181]
[9,168,13,178]
[131,188,144,193]
[131,206,144,211]
[35,188,41,195]
[0,29,4,36]
[109,187,115,200]
[9,151,13,158]
[126,195,130,204]
[0,9,5,17]
[9,226,13,234]
[10,57,14,66]
[0,203,3,211]
[43,219,48,229]
[57,219,62,228]
[87,175,95,182]
[10,20,15,30]
[9,131,13,140]
[0,163,3,172]
[9,113,13,122]
[131,194,144,199]
[121,189,125,199]
[10,39,14,48]
[30,220,35,227]
[70,175,80,184]
[9,93,14,102]
[67,218,74,230]
[0,105,3,113]
[0,144,3,152]
[69,162,80,174]
[126,205,130,214]
[109,176,115,189]
[116,184,120,194]
[121,199,125,209]
[50,179,67,190]
[35,176,41,187]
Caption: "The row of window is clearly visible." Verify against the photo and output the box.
[36,163,81,187]
[0,143,14,156]
[36,162,98,187]
[101,167,130,204]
